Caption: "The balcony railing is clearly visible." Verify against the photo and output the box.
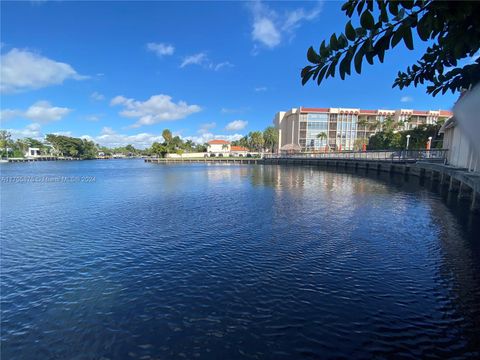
[264,149,448,163]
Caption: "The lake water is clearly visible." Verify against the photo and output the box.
[1,160,480,359]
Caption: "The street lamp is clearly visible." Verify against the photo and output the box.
[427,136,432,150]
[406,134,411,150]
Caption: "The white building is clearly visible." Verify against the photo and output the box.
[25,147,41,158]
[207,140,230,155]
[440,117,479,172]
[274,107,453,152]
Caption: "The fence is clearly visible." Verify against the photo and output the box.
[264,149,448,163]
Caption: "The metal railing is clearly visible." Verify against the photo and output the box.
[264,149,448,163]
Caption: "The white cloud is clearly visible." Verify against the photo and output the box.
[249,1,322,50]
[180,53,208,68]
[253,18,281,48]
[213,61,234,71]
[110,94,201,128]
[225,120,248,131]
[81,129,165,149]
[400,96,414,103]
[254,86,267,92]
[6,123,42,140]
[0,48,87,93]
[85,114,102,122]
[0,101,72,124]
[180,52,233,71]
[147,42,175,57]
[90,91,105,101]
[184,132,244,145]
[198,122,216,134]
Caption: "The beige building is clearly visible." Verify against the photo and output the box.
[207,140,231,154]
[274,107,453,152]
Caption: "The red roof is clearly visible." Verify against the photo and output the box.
[301,107,329,113]
[440,110,453,116]
[359,109,377,114]
[230,146,248,152]
[208,139,230,145]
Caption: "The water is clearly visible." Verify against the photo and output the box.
[1,160,479,359]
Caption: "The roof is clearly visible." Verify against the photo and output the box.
[208,140,230,145]
[230,146,249,152]
[299,107,453,116]
[438,117,457,134]
[280,143,302,151]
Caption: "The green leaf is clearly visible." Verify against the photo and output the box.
[360,10,375,30]
[338,34,348,48]
[346,22,356,42]
[301,65,313,79]
[301,67,314,85]
[400,1,414,10]
[388,2,398,16]
[317,65,328,85]
[339,52,352,80]
[402,27,414,50]
[345,21,356,41]
[330,33,339,51]
[319,40,328,57]
[354,47,364,74]
[307,46,321,63]
[380,4,389,23]
[391,30,403,48]
[416,15,430,41]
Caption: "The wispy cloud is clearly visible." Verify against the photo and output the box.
[180,52,233,71]
[110,94,201,128]
[225,120,248,131]
[90,91,105,101]
[0,48,87,93]
[146,42,175,57]
[1,101,72,123]
[248,1,322,51]
[180,52,208,68]
[198,122,216,134]
[81,129,165,149]
[184,132,244,145]
[254,86,267,92]
[5,123,43,140]
[400,96,413,103]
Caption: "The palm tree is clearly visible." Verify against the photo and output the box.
[357,117,368,141]
[316,132,328,152]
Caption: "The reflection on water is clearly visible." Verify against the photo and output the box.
[1,160,479,359]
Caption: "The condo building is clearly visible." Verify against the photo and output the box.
[274,107,453,152]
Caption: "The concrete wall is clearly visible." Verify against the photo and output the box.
[443,126,479,172]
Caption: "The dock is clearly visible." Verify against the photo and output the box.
[145,157,261,164]
[5,157,81,163]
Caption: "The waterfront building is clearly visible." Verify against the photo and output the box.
[274,107,453,152]
[25,147,41,158]
[207,140,231,154]
[440,117,479,172]
[230,146,249,157]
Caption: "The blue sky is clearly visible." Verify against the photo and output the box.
[0,1,461,148]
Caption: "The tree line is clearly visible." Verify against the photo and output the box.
[0,126,279,159]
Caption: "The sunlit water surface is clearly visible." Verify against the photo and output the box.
[1,160,479,359]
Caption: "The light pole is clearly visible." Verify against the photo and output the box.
[406,134,411,150]
[427,136,432,150]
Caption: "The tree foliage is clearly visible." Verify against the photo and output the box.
[46,134,98,159]
[367,123,443,150]
[263,126,279,152]
[302,0,480,96]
